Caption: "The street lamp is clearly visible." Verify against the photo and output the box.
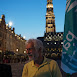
[9,21,13,26]
[16,49,18,52]
[24,51,26,54]
[23,36,26,39]
[0,50,2,53]
[16,49,19,55]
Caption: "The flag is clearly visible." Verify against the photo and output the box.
[61,0,77,74]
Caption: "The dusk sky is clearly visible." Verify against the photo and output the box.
[0,0,66,40]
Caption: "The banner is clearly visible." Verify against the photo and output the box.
[61,0,77,74]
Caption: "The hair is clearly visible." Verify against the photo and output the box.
[25,39,43,53]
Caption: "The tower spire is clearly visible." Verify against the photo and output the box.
[45,0,56,33]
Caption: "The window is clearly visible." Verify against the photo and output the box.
[0,43,1,47]
[47,8,53,12]
[0,32,2,37]
[46,17,48,19]
[47,20,51,24]
[0,41,1,47]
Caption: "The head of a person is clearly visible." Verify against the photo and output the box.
[25,39,43,61]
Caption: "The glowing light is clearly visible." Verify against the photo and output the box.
[9,21,13,26]
[15,34,17,36]
[61,42,63,44]
[0,19,2,21]
[6,24,9,26]
[16,49,18,52]
[47,43,49,45]
[47,4,53,8]
[23,36,26,39]
[24,51,26,53]
[0,50,2,52]
[54,42,56,44]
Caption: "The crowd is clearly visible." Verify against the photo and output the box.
[1,56,28,63]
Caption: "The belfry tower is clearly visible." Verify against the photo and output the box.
[37,0,63,59]
[46,0,56,33]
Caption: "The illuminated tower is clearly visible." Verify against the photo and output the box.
[46,0,56,33]
[37,0,63,59]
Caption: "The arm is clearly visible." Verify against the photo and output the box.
[50,60,62,77]
[22,64,28,77]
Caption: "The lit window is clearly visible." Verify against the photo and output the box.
[48,48,49,51]
[49,36,51,39]
[61,34,63,36]
[47,43,49,45]
[15,34,17,36]
[19,37,20,39]
[24,51,26,54]
[54,42,56,44]
[61,42,63,44]
[12,31,13,33]
[58,34,59,36]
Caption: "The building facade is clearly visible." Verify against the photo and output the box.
[37,0,63,59]
[44,0,63,59]
[0,15,26,55]
[0,15,6,53]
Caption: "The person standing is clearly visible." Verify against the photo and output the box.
[22,39,62,77]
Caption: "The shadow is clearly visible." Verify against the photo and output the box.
[0,64,12,77]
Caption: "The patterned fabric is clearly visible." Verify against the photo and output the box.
[61,0,77,74]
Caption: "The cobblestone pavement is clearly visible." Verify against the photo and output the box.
[6,63,25,77]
